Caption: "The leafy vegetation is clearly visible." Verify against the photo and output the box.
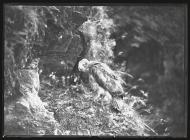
[4,5,186,136]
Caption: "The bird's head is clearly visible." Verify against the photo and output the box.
[78,59,90,72]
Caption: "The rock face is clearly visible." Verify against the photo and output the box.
[39,33,84,77]
[4,67,59,135]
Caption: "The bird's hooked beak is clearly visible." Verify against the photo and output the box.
[78,59,89,72]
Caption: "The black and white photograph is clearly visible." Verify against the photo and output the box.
[3,5,187,137]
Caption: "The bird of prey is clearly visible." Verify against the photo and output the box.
[78,59,126,97]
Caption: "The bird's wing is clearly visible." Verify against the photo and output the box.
[89,63,124,94]
[91,62,118,80]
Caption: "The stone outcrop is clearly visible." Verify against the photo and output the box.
[4,67,59,135]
